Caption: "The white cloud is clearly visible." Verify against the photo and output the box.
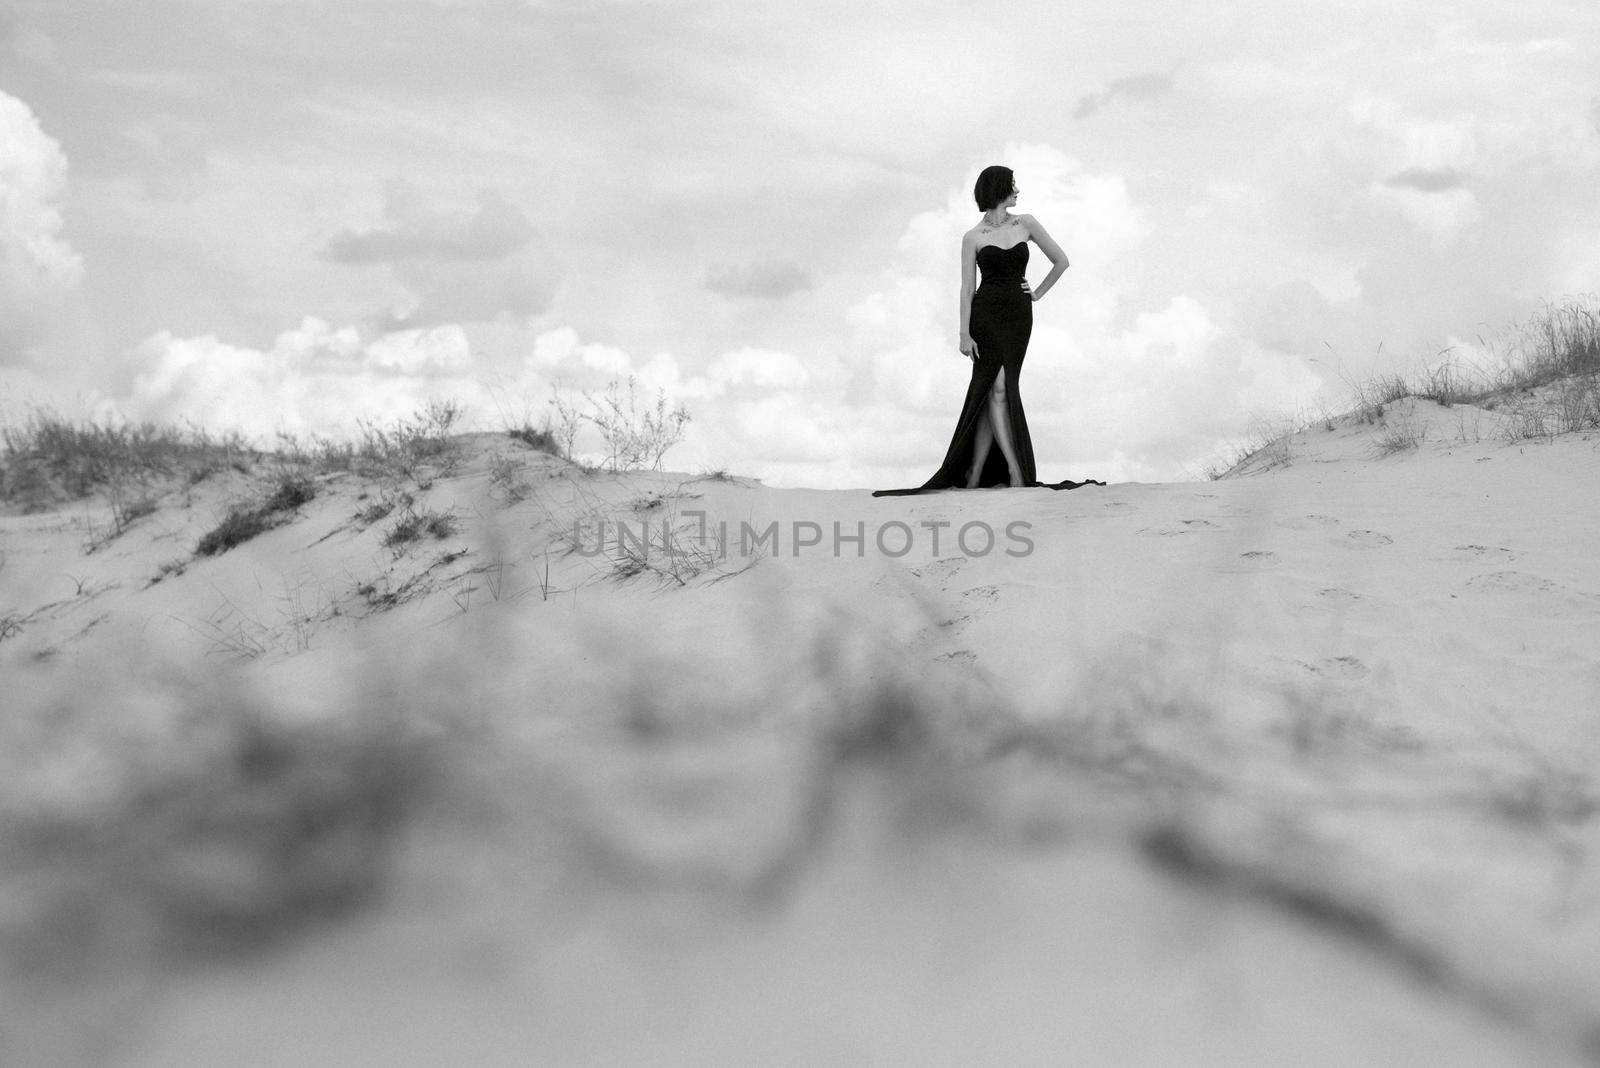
[1341,96,1494,240]
[527,326,580,369]
[1120,296,1216,369]
[112,311,841,479]
[705,347,810,392]
[116,318,489,441]
[524,327,682,398]
[731,393,839,464]
[365,326,475,376]
[1368,183,1480,241]
[322,179,555,330]
[322,179,535,263]
[0,92,83,363]
[512,329,845,475]
[577,340,634,378]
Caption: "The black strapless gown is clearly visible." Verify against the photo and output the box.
[872,240,1104,496]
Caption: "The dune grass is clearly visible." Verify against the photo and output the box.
[1,378,698,524]
[1354,301,1600,413]
[195,505,277,558]
[505,423,561,456]
[8,601,1597,1060]
[0,398,469,516]
[1211,299,1600,479]
[0,411,257,512]
[195,471,319,557]
[1372,408,1427,455]
[382,505,459,551]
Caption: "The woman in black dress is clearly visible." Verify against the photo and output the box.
[872,165,1101,496]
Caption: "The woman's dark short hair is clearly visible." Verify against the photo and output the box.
[974,165,1016,212]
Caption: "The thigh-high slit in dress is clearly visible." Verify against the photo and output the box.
[871,240,1103,496]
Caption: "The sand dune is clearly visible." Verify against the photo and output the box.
[2,396,1598,1065]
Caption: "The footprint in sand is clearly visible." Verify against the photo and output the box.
[1323,655,1370,680]
[907,556,966,590]
[1276,513,1341,532]
[1293,656,1370,680]
[870,571,911,594]
[1137,519,1220,537]
[1343,530,1393,548]
[913,613,972,644]
[1214,550,1281,574]
[1459,571,1600,613]
[1444,544,1517,565]
[1315,587,1361,606]
[935,649,979,668]
[909,581,994,645]
[960,584,1001,606]
[1101,501,1137,515]
[1464,570,1558,594]
[905,506,956,526]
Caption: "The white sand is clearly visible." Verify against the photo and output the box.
[2,402,1598,1065]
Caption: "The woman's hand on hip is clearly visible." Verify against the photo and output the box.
[1021,280,1036,302]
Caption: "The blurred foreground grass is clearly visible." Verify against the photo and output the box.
[3,599,1598,1064]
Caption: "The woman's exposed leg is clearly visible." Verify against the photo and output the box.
[965,407,994,488]
[986,372,1025,487]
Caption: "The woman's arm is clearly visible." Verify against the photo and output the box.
[959,231,978,355]
[1021,214,1070,302]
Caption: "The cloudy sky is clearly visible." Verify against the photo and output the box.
[2,0,1597,487]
